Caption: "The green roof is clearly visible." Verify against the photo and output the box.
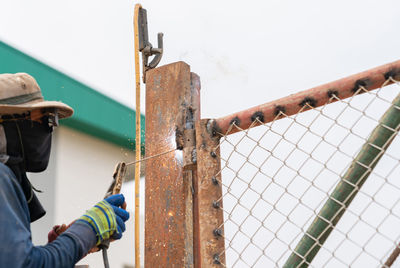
[0,41,144,150]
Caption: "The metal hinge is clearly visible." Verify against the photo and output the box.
[138,8,164,83]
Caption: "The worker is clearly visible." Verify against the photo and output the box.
[0,73,130,267]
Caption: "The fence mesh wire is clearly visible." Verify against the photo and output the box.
[212,78,400,267]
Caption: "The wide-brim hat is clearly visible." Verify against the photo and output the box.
[0,73,73,119]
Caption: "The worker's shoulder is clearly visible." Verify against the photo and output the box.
[0,163,17,184]
[0,162,14,174]
[0,163,25,207]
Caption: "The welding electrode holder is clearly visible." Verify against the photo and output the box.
[137,7,163,82]
[99,162,127,268]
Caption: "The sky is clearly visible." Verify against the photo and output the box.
[2,1,400,267]
[2,0,400,120]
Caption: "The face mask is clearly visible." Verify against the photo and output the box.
[3,118,52,172]
[0,118,52,222]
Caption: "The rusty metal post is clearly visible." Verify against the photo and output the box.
[145,62,200,267]
[194,119,226,267]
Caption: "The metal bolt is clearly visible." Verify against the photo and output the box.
[210,151,217,158]
[274,105,286,116]
[213,254,221,265]
[230,116,240,126]
[327,89,339,98]
[211,177,219,185]
[251,111,264,123]
[213,228,222,237]
[212,201,220,208]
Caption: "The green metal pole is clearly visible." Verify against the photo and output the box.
[284,92,400,268]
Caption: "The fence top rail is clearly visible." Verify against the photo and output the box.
[213,60,400,136]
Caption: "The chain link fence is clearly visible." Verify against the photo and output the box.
[212,78,400,267]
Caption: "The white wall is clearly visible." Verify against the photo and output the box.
[30,131,57,246]
[31,126,140,268]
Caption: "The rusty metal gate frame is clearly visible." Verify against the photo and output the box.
[145,60,400,267]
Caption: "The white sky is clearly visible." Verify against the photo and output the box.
[1,0,400,119]
[2,1,400,267]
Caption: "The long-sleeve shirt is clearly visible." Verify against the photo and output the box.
[0,162,97,268]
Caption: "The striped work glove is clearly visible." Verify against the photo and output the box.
[77,194,130,245]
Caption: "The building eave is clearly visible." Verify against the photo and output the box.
[0,40,144,150]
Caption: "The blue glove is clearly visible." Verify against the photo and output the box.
[104,194,130,240]
[77,194,130,245]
